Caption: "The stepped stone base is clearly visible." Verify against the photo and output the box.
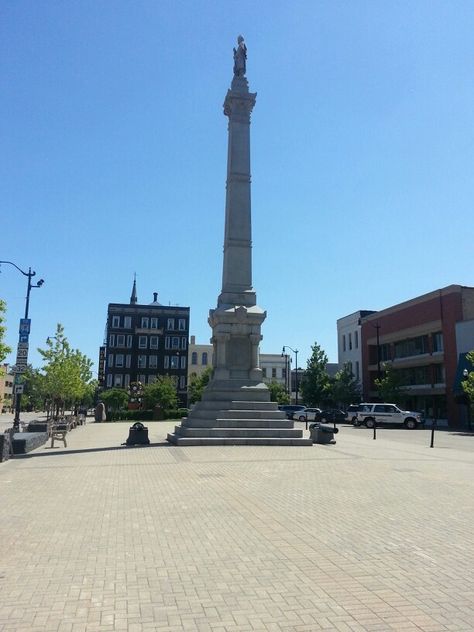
[167,381,312,446]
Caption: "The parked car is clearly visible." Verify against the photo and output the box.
[345,404,361,423]
[295,407,321,422]
[354,403,424,429]
[316,409,347,424]
[278,404,306,420]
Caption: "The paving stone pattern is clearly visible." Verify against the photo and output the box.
[1,421,474,631]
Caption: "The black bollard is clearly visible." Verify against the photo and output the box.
[430,418,437,448]
[373,419,377,440]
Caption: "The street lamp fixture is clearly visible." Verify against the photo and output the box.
[463,368,471,432]
[282,345,299,405]
[0,260,45,431]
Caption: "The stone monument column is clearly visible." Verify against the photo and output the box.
[167,37,310,445]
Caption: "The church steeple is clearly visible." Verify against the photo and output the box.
[130,274,137,304]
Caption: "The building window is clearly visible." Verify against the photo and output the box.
[124,374,130,388]
[170,356,179,369]
[112,316,120,328]
[355,331,359,349]
[167,318,175,330]
[124,316,132,329]
[272,368,277,378]
[178,319,186,330]
[109,334,115,347]
[149,355,158,369]
[181,337,187,350]
[106,374,113,388]
[115,354,124,368]
[117,334,125,347]
[164,356,170,369]
[191,352,197,365]
[139,336,147,349]
[180,356,186,369]
[432,332,444,352]
[165,336,171,350]
[138,355,147,369]
[150,336,159,349]
[108,354,114,368]
[349,333,352,350]
[151,317,158,329]
[125,355,131,368]
[138,375,146,385]
[202,352,208,366]
[394,335,429,359]
[343,335,346,352]
[356,361,360,381]
[141,317,149,329]
[127,335,132,348]
[262,367,267,378]
[114,374,123,387]
[172,337,179,349]
[180,375,186,389]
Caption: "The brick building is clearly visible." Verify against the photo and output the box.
[360,285,474,426]
[102,280,190,406]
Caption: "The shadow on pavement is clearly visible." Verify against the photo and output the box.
[12,442,171,459]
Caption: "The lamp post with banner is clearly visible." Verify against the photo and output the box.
[0,261,44,431]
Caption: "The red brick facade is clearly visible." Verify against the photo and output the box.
[360,285,474,426]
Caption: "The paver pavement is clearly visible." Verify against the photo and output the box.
[1,419,474,631]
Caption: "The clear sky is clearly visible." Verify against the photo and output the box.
[1,0,473,373]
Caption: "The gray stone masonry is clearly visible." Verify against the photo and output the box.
[167,47,310,446]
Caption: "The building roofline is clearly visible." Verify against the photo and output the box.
[361,285,474,322]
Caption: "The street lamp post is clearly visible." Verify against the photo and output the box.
[463,368,472,432]
[0,261,44,431]
[282,346,299,405]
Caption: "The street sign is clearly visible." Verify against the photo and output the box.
[19,334,29,343]
[12,365,26,374]
[15,385,24,394]
[14,375,23,385]
[19,319,31,335]
[16,348,28,359]
[17,342,29,350]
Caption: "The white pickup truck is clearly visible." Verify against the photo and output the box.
[354,403,423,429]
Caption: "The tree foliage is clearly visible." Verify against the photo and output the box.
[329,364,361,407]
[142,375,178,410]
[266,379,290,404]
[188,368,213,404]
[462,351,474,416]
[0,300,12,370]
[101,388,129,413]
[37,324,94,417]
[374,364,404,404]
[300,342,330,407]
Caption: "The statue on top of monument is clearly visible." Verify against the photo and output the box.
[233,35,247,77]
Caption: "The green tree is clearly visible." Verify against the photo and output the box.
[22,366,47,411]
[266,380,290,404]
[374,364,404,404]
[0,299,12,369]
[188,367,213,404]
[462,351,474,417]
[330,364,361,408]
[101,388,129,415]
[143,375,178,410]
[38,324,94,417]
[300,342,330,407]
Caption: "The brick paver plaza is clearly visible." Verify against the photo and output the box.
[1,419,473,631]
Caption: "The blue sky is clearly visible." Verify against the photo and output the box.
[1,0,473,372]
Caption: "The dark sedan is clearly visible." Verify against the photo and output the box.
[316,409,347,424]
